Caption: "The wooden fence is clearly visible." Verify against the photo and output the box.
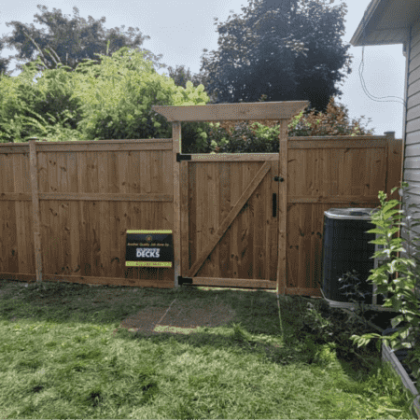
[0,139,176,288]
[177,134,402,295]
[0,133,402,295]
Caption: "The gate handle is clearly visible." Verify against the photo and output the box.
[272,193,277,218]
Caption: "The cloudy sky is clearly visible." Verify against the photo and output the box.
[0,0,407,137]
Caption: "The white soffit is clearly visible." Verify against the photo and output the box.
[351,0,420,46]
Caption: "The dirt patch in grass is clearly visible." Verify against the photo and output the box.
[115,298,237,336]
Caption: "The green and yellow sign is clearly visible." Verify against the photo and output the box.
[125,230,173,267]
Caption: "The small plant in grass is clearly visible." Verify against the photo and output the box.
[300,299,377,364]
[351,181,420,384]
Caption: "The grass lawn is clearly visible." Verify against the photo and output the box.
[0,279,415,419]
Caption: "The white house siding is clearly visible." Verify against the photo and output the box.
[402,20,420,259]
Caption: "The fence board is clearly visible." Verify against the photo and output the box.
[254,165,266,279]
[98,152,111,278]
[109,151,121,278]
[29,142,42,282]
[180,161,189,278]
[56,151,70,276]
[229,163,240,279]
[187,163,198,274]
[210,163,220,277]
[35,141,172,153]
[172,123,181,287]
[13,153,30,274]
[219,163,231,278]
[240,163,254,279]
[68,150,80,276]
[277,122,289,294]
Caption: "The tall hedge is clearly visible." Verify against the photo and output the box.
[0,48,210,147]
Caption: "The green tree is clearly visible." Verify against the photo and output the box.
[0,58,84,142]
[200,0,352,111]
[1,5,163,72]
[73,49,209,141]
[166,65,206,88]
[0,40,9,74]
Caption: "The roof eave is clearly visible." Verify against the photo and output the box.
[350,0,384,46]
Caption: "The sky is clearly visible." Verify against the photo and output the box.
[0,0,407,138]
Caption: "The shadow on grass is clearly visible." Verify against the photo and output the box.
[0,278,384,374]
[1,279,306,358]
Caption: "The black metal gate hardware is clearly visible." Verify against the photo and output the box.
[178,276,193,285]
[176,153,192,162]
[272,194,277,218]
[274,176,284,182]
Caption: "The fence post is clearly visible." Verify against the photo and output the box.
[172,122,182,288]
[29,140,43,284]
[276,119,288,295]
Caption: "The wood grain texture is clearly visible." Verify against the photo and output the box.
[98,152,111,278]
[56,150,70,276]
[186,162,271,278]
[229,163,240,279]
[172,122,182,287]
[35,140,172,153]
[289,140,388,149]
[277,121,288,295]
[13,153,30,275]
[153,101,308,122]
[0,192,173,201]
[191,277,276,289]
[0,132,399,294]
[29,141,43,282]
[219,161,231,279]
[188,153,278,161]
[387,138,403,201]
[180,160,189,277]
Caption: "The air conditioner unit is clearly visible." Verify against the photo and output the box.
[321,208,394,311]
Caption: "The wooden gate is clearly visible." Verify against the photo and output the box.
[179,154,279,289]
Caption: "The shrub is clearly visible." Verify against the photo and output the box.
[72,49,209,141]
[0,48,210,148]
[203,97,374,154]
[0,60,83,142]
[351,182,420,383]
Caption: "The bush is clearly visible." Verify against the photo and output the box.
[203,97,374,154]
[0,48,210,147]
[72,49,209,141]
[0,60,83,142]
[351,181,420,383]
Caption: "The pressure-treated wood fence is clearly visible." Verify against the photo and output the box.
[0,102,403,296]
[177,134,402,295]
[0,139,176,288]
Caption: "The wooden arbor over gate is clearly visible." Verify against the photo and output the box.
[153,101,309,294]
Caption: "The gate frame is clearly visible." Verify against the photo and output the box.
[153,101,309,294]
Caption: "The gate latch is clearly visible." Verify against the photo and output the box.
[274,176,284,182]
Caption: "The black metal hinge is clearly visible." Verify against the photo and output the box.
[176,153,192,162]
[178,276,193,285]
[274,176,284,182]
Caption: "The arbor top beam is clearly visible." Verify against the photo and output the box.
[152,101,309,122]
